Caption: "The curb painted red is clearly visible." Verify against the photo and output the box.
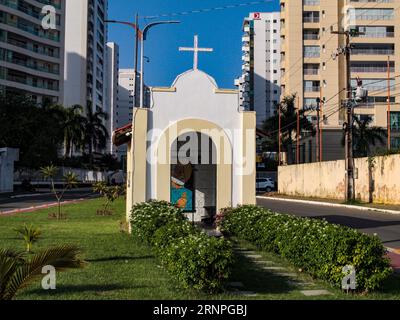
[0,198,88,216]
[387,252,400,272]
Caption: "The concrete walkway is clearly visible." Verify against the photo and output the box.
[227,245,332,297]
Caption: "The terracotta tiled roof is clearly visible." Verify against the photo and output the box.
[112,123,133,147]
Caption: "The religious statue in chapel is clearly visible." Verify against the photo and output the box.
[171,163,194,212]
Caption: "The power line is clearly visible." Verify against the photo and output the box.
[142,0,275,20]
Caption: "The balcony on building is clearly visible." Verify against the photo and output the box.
[351,43,395,56]
[303,11,320,23]
[349,8,395,22]
[353,26,394,39]
[350,61,395,73]
[304,0,320,5]
[304,64,320,75]
[304,80,320,93]
[303,29,320,41]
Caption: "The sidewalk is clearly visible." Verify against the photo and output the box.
[0,188,94,201]
[0,198,92,216]
[258,194,400,215]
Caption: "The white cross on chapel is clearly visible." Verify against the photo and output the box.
[179,35,213,70]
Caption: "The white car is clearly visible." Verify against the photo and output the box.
[256,178,275,193]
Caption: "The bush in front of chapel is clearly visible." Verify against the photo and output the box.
[131,201,234,292]
[220,205,392,292]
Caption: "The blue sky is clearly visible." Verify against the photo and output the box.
[108,0,280,88]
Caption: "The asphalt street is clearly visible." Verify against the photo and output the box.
[257,197,400,249]
[0,190,97,213]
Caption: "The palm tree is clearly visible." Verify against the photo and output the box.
[342,116,387,157]
[262,94,315,163]
[62,105,86,157]
[14,225,42,253]
[83,106,109,166]
[0,245,86,300]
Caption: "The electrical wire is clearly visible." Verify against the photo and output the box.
[142,0,275,20]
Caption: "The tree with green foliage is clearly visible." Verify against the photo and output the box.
[262,94,315,164]
[83,106,109,166]
[342,116,387,158]
[93,182,125,215]
[0,92,64,168]
[61,105,86,157]
[41,165,78,219]
[0,245,86,300]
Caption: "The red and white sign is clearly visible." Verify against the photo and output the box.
[253,12,261,20]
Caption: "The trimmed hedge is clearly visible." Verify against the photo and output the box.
[219,205,392,291]
[131,201,234,292]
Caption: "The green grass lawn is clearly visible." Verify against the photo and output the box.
[0,198,399,300]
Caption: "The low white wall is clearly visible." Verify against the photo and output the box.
[14,167,107,183]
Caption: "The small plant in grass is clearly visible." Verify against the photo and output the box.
[13,224,41,253]
[93,182,125,216]
[41,165,78,220]
[0,245,86,300]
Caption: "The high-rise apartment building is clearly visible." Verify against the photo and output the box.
[237,12,281,127]
[105,42,119,156]
[115,69,150,159]
[280,0,400,162]
[63,0,107,112]
[0,0,65,105]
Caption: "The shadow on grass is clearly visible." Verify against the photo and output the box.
[228,251,297,295]
[25,284,140,295]
[376,274,400,295]
[87,255,155,263]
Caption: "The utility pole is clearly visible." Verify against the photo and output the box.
[134,13,139,107]
[320,90,323,162]
[278,104,282,165]
[316,97,321,162]
[388,55,391,151]
[331,28,361,202]
[297,96,300,164]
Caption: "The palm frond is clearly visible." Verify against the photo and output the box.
[4,245,86,300]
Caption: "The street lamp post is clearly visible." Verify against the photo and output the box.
[140,21,180,108]
[105,16,141,107]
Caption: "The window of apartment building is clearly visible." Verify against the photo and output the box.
[304,98,319,110]
[352,43,394,55]
[303,11,320,23]
[351,61,395,73]
[349,8,394,21]
[356,114,374,123]
[304,46,320,58]
[391,137,400,149]
[303,29,320,40]
[352,78,395,91]
[304,64,320,75]
[356,26,394,38]
[390,112,400,131]
[304,80,320,92]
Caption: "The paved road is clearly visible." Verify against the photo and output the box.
[257,197,400,249]
[0,190,97,213]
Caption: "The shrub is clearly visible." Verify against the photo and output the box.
[131,201,186,245]
[220,205,392,292]
[131,201,234,292]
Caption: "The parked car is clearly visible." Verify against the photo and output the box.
[256,178,275,193]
